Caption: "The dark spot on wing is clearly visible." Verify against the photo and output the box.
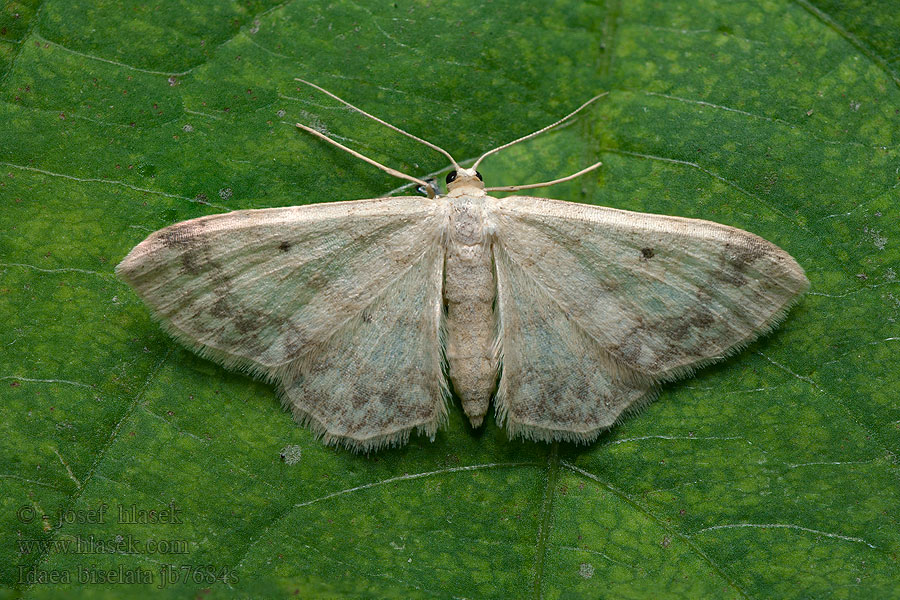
[640,247,655,260]
[724,239,766,272]
[233,308,267,335]
[382,385,401,405]
[160,221,220,276]
[546,377,582,425]
[210,296,231,318]
[689,308,715,328]
[665,320,692,341]
[715,268,747,287]
[278,240,292,252]
[350,389,369,411]
[392,396,424,423]
[716,240,767,288]
[180,251,203,275]
[665,304,718,344]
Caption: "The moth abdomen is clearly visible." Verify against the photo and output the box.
[443,195,497,427]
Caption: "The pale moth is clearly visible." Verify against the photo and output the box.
[117,79,810,452]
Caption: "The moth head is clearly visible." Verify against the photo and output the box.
[445,167,484,195]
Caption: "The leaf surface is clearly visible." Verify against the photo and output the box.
[1,0,898,597]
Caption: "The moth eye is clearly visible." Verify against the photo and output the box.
[475,171,483,181]
[445,170,457,184]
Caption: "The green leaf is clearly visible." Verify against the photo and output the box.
[2,0,898,598]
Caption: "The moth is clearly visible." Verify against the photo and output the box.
[117,80,810,452]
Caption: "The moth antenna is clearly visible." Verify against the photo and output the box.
[296,123,436,198]
[485,161,602,192]
[472,92,608,170]
[295,78,460,170]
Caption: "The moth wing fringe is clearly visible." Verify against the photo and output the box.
[278,390,444,454]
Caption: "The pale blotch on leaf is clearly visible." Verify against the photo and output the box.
[579,563,594,579]
[116,79,809,452]
[279,445,303,465]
